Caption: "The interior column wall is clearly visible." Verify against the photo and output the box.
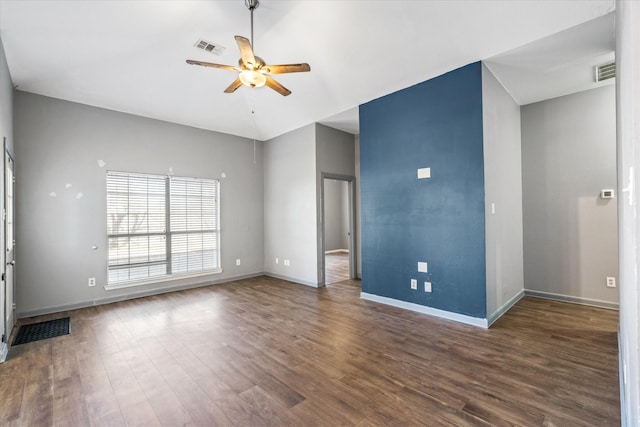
[481,64,524,324]
[616,0,640,423]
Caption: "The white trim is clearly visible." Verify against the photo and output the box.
[360,292,488,328]
[487,289,524,326]
[618,330,627,427]
[104,268,223,291]
[0,342,7,363]
[19,272,261,319]
[264,273,320,288]
[325,249,349,254]
[524,289,619,310]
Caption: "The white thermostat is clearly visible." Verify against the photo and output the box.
[600,189,615,199]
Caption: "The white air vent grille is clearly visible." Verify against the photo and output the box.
[595,62,615,82]
[194,39,225,55]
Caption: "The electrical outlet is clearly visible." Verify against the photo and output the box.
[88,277,96,287]
[275,258,279,264]
[424,281,432,292]
[410,279,417,290]
[236,259,241,266]
[606,276,616,288]
[284,259,290,267]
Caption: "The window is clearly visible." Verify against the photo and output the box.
[106,171,220,285]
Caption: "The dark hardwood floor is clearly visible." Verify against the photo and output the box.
[0,276,619,426]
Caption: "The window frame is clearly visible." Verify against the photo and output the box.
[105,170,222,290]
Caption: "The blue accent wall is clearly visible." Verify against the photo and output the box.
[359,62,486,318]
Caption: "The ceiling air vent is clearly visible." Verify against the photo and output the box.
[194,39,225,55]
[595,62,615,82]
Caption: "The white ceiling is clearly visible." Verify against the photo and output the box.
[0,0,615,140]
[485,12,615,106]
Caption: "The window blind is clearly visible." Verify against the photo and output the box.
[106,171,220,284]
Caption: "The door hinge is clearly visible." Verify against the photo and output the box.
[1,273,5,281]
[1,334,5,343]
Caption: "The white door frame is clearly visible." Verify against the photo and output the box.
[0,138,11,362]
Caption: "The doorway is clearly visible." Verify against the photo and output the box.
[320,173,356,286]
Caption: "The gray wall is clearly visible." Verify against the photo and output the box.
[481,65,524,321]
[14,92,265,316]
[324,179,348,251]
[521,85,618,305]
[0,36,15,342]
[0,40,12,154]
[263,124,318,286]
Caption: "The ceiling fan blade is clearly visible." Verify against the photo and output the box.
[263,63,311,74]
[224,77,243,94]
[235,35,257,68]
[264,76,291,97]
[186,59,239,72]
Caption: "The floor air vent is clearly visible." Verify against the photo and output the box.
[595,62,615,82]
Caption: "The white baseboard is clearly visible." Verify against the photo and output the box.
[325,249,349,254]
[487,289,524,327]
[264,272,320,288]
[524,289,619,310]
[18,272,265,319]
[360,292,488,328]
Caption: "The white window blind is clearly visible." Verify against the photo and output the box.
[107,171,220,285]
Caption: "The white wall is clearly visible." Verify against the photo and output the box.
[482,64,524,323]
[263,124,318,286]
[14,92,265,316]
[521,85,618,307]
[616,1,640,424]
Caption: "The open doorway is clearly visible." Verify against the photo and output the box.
[320,174,356,285]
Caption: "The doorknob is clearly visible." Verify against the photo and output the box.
[7,260,15,266]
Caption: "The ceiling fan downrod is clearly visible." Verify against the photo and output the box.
[244,0,259,49]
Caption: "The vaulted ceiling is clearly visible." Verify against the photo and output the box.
[0,0,615,140]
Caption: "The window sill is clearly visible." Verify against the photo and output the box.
[104,268,223,291]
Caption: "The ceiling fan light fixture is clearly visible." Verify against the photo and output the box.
[185,0,309,96]
[239,69,267,88]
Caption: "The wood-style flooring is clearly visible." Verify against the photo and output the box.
[325,251,350,284]
[0,276,619,426]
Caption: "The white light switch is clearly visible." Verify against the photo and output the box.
[424,282,432,292]
[417,168,431,179]
[418,262,428,273]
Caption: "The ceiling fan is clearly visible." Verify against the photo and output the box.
[186,0,310,96]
